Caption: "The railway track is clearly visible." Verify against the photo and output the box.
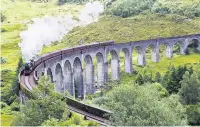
[19,71,111,126]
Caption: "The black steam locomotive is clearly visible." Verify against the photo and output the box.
[24,60,35,76]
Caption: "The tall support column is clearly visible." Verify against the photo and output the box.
[123,48,133,73]
[125,55,133,73]
[55,64,64,93]
[63,72,73,95]
[104,60,109,82]
[151,47,160,62]
[166,45,173,58]
[111,57,120,80]
[73,58,84,99]
[97,61,104,87]
[138,51,146,66]
[85,65,95,94]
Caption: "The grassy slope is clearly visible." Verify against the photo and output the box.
[0,114,15,126]
[42,14,200,53]
[1,0,82,125]
[1,0,200,125]
[1,0,82,70]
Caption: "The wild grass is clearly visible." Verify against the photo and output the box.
[0,114,15,126]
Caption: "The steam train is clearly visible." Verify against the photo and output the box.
[24,41,114,76]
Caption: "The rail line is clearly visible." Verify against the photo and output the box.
[19,69,112,126]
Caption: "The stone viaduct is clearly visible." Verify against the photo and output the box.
[34,34,200,99]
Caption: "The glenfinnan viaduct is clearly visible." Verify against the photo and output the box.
[33,34,200,99]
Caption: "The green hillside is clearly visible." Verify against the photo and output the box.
[42,14,200,53]
[1,0,200,126]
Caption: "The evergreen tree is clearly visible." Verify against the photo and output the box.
[162,65,193,94]
[179,71,200,105]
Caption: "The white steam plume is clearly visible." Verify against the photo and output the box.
[19,1,104,62]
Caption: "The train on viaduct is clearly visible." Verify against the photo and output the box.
[19,34,200,100]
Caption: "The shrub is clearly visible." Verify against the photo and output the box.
[0,102,8,109]
[0,57,7,64]
[1,13,6,22]
[10,102,20,111]
[135,71,154,85]
[42,118,59,126]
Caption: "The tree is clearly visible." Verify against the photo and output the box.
[12,77,70,126]
[179,71,200,105]
[186,104,200,125]
[162,65,193,94]
[97,83,187,126]
[135,71,154,85]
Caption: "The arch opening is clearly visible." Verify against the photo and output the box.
[159,43,173,58]
[145,44,158,63]
[47,68,53,83]
[187,39,200,54]
[55,63,64,93]
[173,41,185,55]
[120,48,131,73]
[73,57,84,99]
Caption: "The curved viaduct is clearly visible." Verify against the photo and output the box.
[21,34,200,100]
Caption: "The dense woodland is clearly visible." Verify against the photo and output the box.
[1,0,200,126]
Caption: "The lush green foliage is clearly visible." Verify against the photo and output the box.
[162,65,193,94]
[42,113,99,126]
[12,77,70,126]
[179,71,200,105]
[186,104,200,125]
[95,83,187,126]
[135,70,153,85]
[0,57,7,64]
[58,0,88,4]
[106,0,155,18]
[11,77,98,126]
[106,0,200,18]
[152,0,200,18]
[1,69,16,105]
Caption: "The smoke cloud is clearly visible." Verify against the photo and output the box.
[19,1,104,62]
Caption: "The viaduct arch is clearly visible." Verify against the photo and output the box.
[34,34,200,99]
